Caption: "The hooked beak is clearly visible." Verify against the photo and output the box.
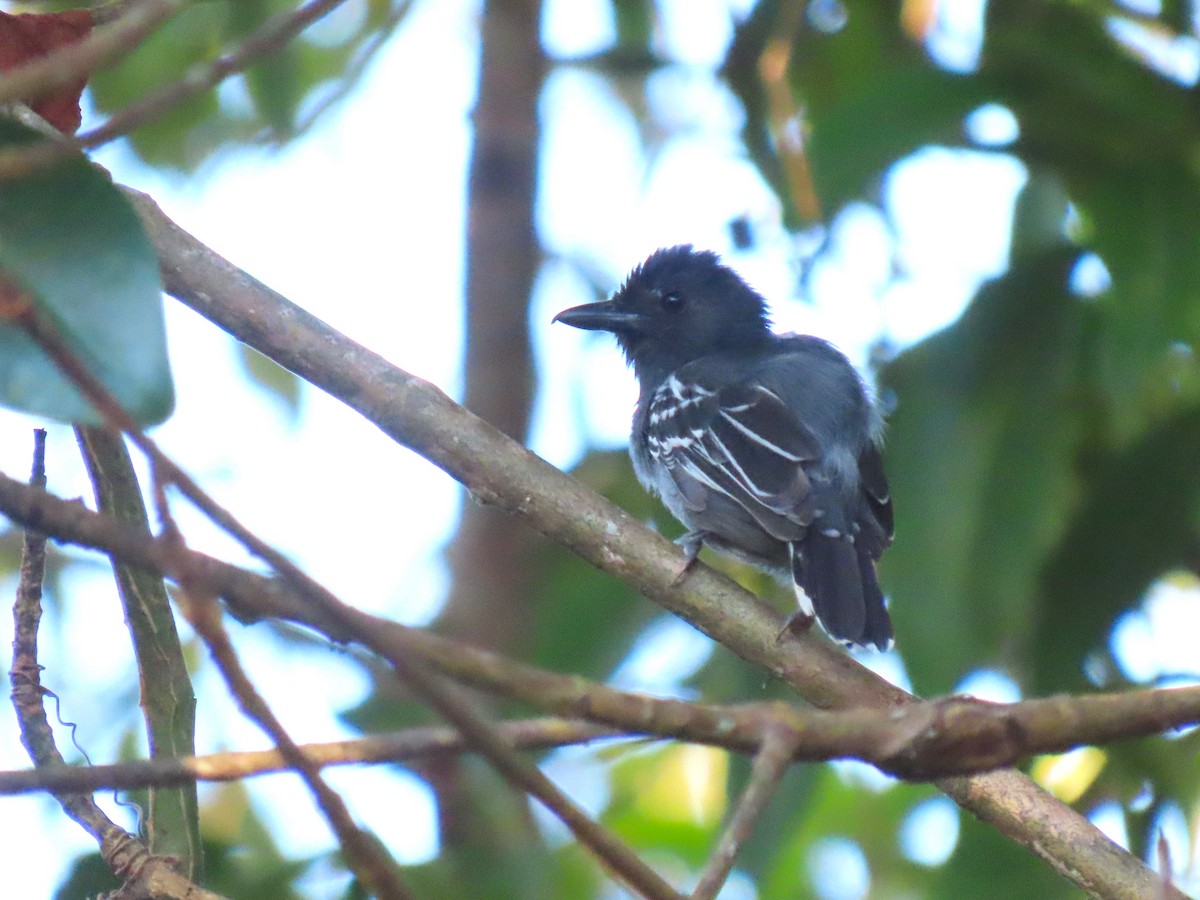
[552,299,643,333]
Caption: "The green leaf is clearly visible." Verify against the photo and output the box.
[0,120,173,425]
[1035,406,1200,690]
[86,0,418,169]
[230,0,301,137]
[87,3,228,169]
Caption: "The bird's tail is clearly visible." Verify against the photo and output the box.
[790,533,892,650]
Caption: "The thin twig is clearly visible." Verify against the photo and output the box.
[80,0,348,146]
[0,718,624,795]
[377,648,685,900]
[0,0,183,108]
[9,428,117,838]
[691,726,798,900]
[174,575,412,899]
[6,287,408,894]
[0,0,354,177]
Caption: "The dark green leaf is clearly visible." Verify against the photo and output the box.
[882,247,1084,692]
[1035,407,1200,690]
[0,120,172,425]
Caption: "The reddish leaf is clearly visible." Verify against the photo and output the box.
[0,11,93,134]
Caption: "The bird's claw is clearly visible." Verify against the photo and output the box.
[670,531,706,586]
[775,612,815,644]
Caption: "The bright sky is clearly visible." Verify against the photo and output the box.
[0,0,1196,896]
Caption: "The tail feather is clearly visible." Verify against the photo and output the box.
[859,549,893,650]
[791,532,891,650]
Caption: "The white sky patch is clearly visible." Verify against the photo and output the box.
[1070,252,1114,297]
[954,668,1023,703]
[880,147,1027,345]
[531,747,613,846]
[965,103,1020,147]
[608,614,715,695]
[542,0,615,58]
[657,0,737,65]
[848,643,912,693]
[808,835,871,900]
[1111,577,1200,683]
[1107,16,1200,85]
[925,0,987,72]
[900,796,961,866]
[1089,799,1131,851]
[302,0,370,47]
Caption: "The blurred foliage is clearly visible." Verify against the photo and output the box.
[68,0,410,169]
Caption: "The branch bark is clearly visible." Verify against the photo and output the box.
[0,718,621,795]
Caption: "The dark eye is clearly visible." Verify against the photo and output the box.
[661,290,684,312]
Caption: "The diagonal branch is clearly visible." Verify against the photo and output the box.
[10,286,679,899]
[176,576,413,900]
[691,726,800,900]
[120,186,1185,900]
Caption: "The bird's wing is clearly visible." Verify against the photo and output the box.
[646,374,820,539]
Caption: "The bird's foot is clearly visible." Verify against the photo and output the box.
[670,530,706,586]
[775,611,815,644]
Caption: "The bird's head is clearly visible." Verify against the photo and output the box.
[553,245,772,382]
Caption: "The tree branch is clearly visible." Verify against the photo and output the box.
[3,469,1200,783]
[11,278,676,899]
[691,725,799,900]
[0,718,623,795]
[176,575,413,900]
[119,185,1185,899]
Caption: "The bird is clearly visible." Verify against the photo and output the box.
[552,245,894,650]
